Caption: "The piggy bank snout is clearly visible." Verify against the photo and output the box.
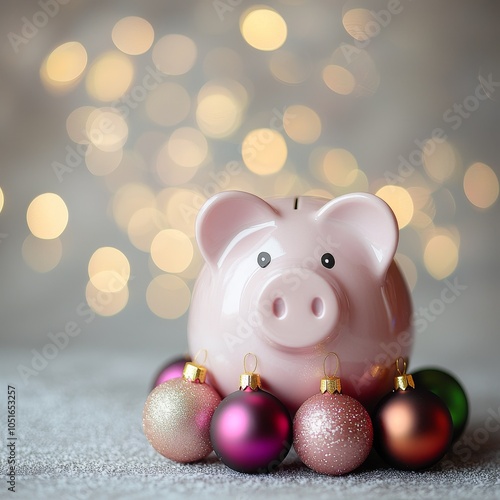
[257,270,341,350]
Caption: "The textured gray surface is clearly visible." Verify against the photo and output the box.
[1,3,500,496]
[1,348,499,500]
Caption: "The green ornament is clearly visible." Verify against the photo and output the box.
[412,367,468,442]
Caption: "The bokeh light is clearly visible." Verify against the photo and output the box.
[159,188,206,238]
[86,51,134,101]
[375,185,414,229]
[86,108,128,152]
[24,1,500,332]
[322,148,358,186]
[44,41,87,83]
[152,34,197,75]
[322,65,356,95]
[88,246,130,293]
[22,236,62,273]
[323,45,379,97]
[240,7,287,51]
[112,16,154,55]
[150,229,194,273]
[155,142,198,186]
[196,82,245,139]
[112,183,156,230]
[85,280,129,316]
[424,234,459,280]
[422,140,458,183]
[27,193,69,240]
[167,127,208,168]
[146,274,191,319]
[66,106,96,144]
[242,128,287,175]
[127,208,167,252]
[283,105,321,144]
[464,162,499,209]
[0,186,4,213]
[342,7,379,42]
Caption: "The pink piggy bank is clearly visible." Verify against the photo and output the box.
[188,191,413,413]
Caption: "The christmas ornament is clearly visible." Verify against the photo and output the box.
[373,358,453,470]
[152,355,189,389]
[210,353,293,473]
[293,352,373,475]
[143,351,221,463]
[412,367,468,442]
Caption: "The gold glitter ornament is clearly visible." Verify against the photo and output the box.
[142,356,222,463]
[293,352,373,475]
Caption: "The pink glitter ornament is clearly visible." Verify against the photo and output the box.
[293,353,373,475]
[143,356,221,463]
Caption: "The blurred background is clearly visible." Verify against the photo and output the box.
[1,0,499,381]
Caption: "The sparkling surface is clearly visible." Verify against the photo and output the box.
[293,393,373,476]
[143,377,221,463]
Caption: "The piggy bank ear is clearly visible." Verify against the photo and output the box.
[316,192,398,278]
[196,191,278,268]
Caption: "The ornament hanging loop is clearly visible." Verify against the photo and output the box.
[396,357,407,376]
[320,352,341,394]
[394,357,415,391]
[193,349,208,366]
[240,353,261,391]
[243,352,258,374]
[323,351,340,378]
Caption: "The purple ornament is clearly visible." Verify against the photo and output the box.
[152,355,189,389]
[210,386,293,473]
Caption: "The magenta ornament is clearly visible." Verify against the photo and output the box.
[152,355,189,389]
[210,354,292,473]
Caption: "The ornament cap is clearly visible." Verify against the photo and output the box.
[320,376,342,394]
[320,352,342,394]
[239,353,261,390]
[239,372,262,391]
[393,358,415,391]
[183,361,207,383]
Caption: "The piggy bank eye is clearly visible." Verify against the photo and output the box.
[321,252,335,269]
[257,251,271,268]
